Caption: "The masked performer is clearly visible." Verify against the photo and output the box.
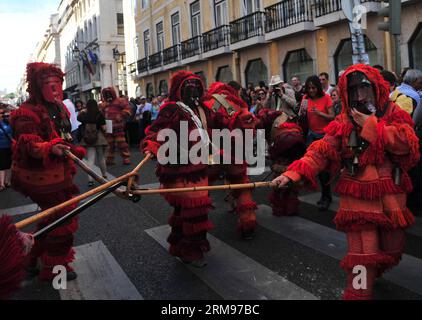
[273,64,420,300]
[256,104,305,216]
[203,82,258,239]
[100,87,132,165]
[10,62,86,281]
[142,72,253,266]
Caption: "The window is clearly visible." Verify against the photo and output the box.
[159,80,168,95]
[146,83,154,99]
[93,16,97,39]
[195,71,207,88]
[334,36,377,81]
[410,23,422,70]
[245,59,268,87]
[117,13,124,35]
[141,0,149,10]
[133,35,139,62]
[156,21,164,52]
[243,0,260,15]
[171,12,181,45]
[214,0,228,27]
[144,30,150,58]
[190,1,201,37]
[216,65,233,83]
[283,49,314,84]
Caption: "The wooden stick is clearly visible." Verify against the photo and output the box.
[15,154,153,230]
[126,153,153,196]
[65,151,128,199]
[131,181,279,196]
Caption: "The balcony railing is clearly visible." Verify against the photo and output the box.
[314,0,342,17]
[128,62,136,74]
[230,11,265,44]
[149,52,162,69]
[163,45,180,65]
[181,35,203,60]
[265,0,313,33]
[202,25,230,53]
[137,58,148,74]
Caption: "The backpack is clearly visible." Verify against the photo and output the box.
[83,123,98,145]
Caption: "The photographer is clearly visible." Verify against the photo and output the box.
[264,75,297,118]
[0,105,13,191]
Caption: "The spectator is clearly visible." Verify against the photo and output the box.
[319,72,335,95]
[62,92,82,143]
[151,98,160,121]
[0,107,12,191]
[300,75,335,211]
[291,76,305,104]
[391,69,422,115]
[330,87,342,116]
[77,99,108,187]
[75,100,84,112]
[399,67,411,85]
[265,75,297,118]
[381,70,398,93]
[136,96,153,140]
[372,64,384,71]
[250,88,266,114]
[126,97,140,147]
[228,81,250,106]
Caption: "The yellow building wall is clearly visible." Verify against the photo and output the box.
[315,28,329,75]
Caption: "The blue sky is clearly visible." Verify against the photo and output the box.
[0,0,59,93]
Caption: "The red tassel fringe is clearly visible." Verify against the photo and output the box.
[287,160,318,189]
[0,215,27,300]
[235,201,258,214]
[386,207,415,229]
[41,248,75,267]
[340,252,395,271]
[182,220,214,236]
[164,194,212,209]
[334,209,392,232]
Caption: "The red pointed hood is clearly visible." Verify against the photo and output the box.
[203,82,249,111]
[101,87,118,102]
[26,62,65,104]
[338,64,390,114]
[168,71,204,102]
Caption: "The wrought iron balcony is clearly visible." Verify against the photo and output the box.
[163,45,180,65]
[137,58,148,74]
[265,0,313,33]
[128,62,136,74]
[181,36,203,60]
[314,0,342,18]
[230,11,265,44]
[149,52,163,69]
[202,25,230,53]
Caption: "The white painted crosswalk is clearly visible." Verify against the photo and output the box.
[146,225,318,300]
[60,241,143,300]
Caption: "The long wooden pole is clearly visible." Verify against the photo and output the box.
[65,151,129,199]
[15,154,152,230]
[131,181,279,196]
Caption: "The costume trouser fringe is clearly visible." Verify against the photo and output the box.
[105,133,130,163]
[340,228,405,300]
[164,177,213,262]
[28,192,78,281]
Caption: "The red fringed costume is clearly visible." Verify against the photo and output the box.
[257,108,305,216]
[99,87,132,165]
[282,64,420,300]
[142,71,233,263]
[203,82,259,237]
[10,62,86,281]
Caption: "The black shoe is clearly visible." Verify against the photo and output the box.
[241,230,255,240]
[67,271,78,281]
[26,267,40,278]
[181,258,207,268]
[318,198,331,211]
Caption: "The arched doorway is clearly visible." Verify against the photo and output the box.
[216,65,233,83]
[283,49,314,84]
[409,23,422,70]
[334,36,378,81]
[245,58,268,87]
